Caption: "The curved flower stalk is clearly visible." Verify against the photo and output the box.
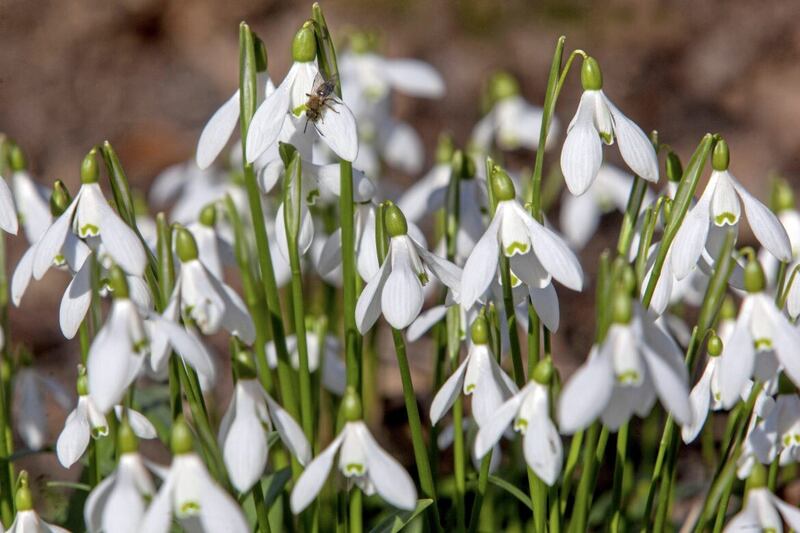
[246,23,358,164]
[560,164,651,249]
[290,390,417,514]
[474,359,562,485]
[219,351,311,492]
[140,420,249,533]
[266,331,346,395]
[6,472,69,533]
[724,464,800,532]
[430,317,516,429]
[13,367,71,451]
[558,295,692,433]
[460,166,583,327]
[672,140,791,280]
[715,259,800,409]
[472,71,559,153]
[84,421,155,533]
[6,144,48,242]
[355,204,461,332]
[57,369,156,468]
[560,57,658,196]
[33,150,146,279]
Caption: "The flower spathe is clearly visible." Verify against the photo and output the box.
[84,452,155,533]
[474,381,563,485]
[218,378,311,492]
[290,421,417,513]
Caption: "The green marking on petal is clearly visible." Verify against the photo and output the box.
[291,104,307,117]
[713,392,721,402]
[91,425,109,439]
[53,254,66,267]
[616,370,640,385]
[794,433,800,444]
[417,272,429,286]
[465,383,476,394]
[345,463,365,476]
[504,242,529,256]
[754,338,772,350]
[599,131,614,145]
[784,435,792,446]
[306,189,320,205]
[714,212,737,226]
[133,339,150,354]
[80,223,100,237]
[513,418,528,433]
[180,501,200,516]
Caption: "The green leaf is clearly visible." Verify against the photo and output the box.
[368,499,433,533]
[488,475,533,511]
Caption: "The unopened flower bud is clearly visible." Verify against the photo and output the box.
[81,148,100,184]
[707,334,723,357]
[470,316,489,345]
[292,22,317,63]
[488,71,519,105]
[50,180,72,216]
[435,134,455,165]
[720,295,736,320]
[107,266,130,299]
[491,165,516,202]
[712,139,730,172]
[171,417,194,455]
[15,471,33,512]
[8,143,26,172]
[76,366,89,396]
[384,204,408,237]
[770,177,795,214]
[581,57,603,91]
[253,34,268,73]
[532,356,554,386]
[743,256,765,294]
[610,290,632,325]
[199,204,217,227]
[234,349,258,380]
[746,461,767,491]
[341,386,362,422]
[175,227,199,263]
[117,419,139,454]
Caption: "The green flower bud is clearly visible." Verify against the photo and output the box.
[15,471,33,512]
[175,227,199,263]
[107,266,130,299]
[720,295,736,320]
[707,334,723,357]
[745,461,767,491]
[341,386,362,422]
[117,419,139,454]
[611,290,633,325]
[81,148,100,184]
[50,181,72,217]
[76,366,89,396]
[488,71,520,105]
[292,22,317,63]
[253,34,268,73]
[8,143,26,172]
[743,256,766,293]
[234,349,258,380]
[470,316,489,345]
[581,57,603,91]
[712,139,730,171]
[666,152,683,183]
[770,178,795,214]
[199,204,217,227]
[349,30,379,54]
[435,134,455,165]
[532,356,554,386]
[491,165,516,202]
[384,204,408,237]
[170,417,194,455]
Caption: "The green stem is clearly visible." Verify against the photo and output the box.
[499,257,525,387]
[530,469,546,533]
[349,487,362,533]
[616,176,647,258]
[252,481,272,533]
[453,395,466,533]
[467,452,492,533]
[569,422,599,533]
[340,161,360,390]
[609,422,629,532]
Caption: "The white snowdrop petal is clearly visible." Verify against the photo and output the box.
[84,474,116,533]
[670,173,718,279]
[316,164,376,203]
[138,473,175,532]
[558,347,614,434]
[397,165,450,223]
[115,406,157,440]
[460,212,501,309]
[380,120,424,174]
[357,423,418,510]
[769,306,800,388]
[315,100,359,162]
[94,196,147,276]
[59,260,92,339]
[246,74,292,163]
[640,335,692,426]
[151,318,216,381]
[529,283,560,332]
[559,190,600,249]
[355,258,390,334]
[732,179,792,262]
[407,305,448,342]
[474,391,525,459]
[524,415,563,486]
[0,176,18,235]
[381,242,424,329]
[317,229,343,278]
[196,91,240,170]
[197,472,250,533]
[32,199,78,280]
[718,299,756,409]
[773,494,800,530]
[429,357,469,425]
[222,388,267,492]
[219,282,256,345]
[102,474,147,533]
[265,393,312,465]
[11,245,35,307]
[412,240,462,294]
[56,405,90,468]
[681,361,714,443]
[290,433,345,514]
[522,208,583,291]
[604,95,658,183]
[383,59,445,98]
[561,92,602,195]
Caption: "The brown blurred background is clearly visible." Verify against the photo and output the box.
[3,0,800,513]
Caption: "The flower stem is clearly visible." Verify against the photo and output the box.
[609,422,629,532]
[467,451,493,533]
[349,487,362,533]
[251,481,272,533]
[499,257,525,387]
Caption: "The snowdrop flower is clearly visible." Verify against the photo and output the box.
[291,389,417,513]
[170,227,255,344]
[682,334,725,443]
[87,267,149,413]
[14,367,71,451]
[246,24,358,164]
[560,164,646,249]
[6,471,69,533]
[195,43,272,169]
[475,359,563,485]
[672,140,791,280]
[715,258,800,409]
[472,71,558,153]
[759,179,800,318]
[355,204,461,332]
[724,464,800,532]
[219,351,311,492]
[558,293,692,433]
[84,421,155,533]
[430,317,516,428]
[7,144,48,242]
[186,204,228,280]
[460,166,583,329]
[560,57,658,196]
[140,419,249,533]
[743,394,800,469]
[266,329,346,395]
[57,368,156,468]
[33,150,146,279]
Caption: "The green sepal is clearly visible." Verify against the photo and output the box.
[743,256,766,293]
[712,139,730,171]
[666,152,683,183]
[50,180,72,217]
[490,165,516,202]
[8,143,26,172]
[470,316,489,345]
[15,471,33,512]
[170,417,194,455]
[532,356,554,386]
[384,203,408,238]
[707,334,723,357]
[292,21,318,63]
[117,419,139,454]
[340,386,362,422]
[199,203,217,227]
[81,148,100,184]
[581,57,603,91]
[234,349,259,381]
[175,227,199,263]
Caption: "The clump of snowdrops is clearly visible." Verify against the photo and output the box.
[0,4,799,532]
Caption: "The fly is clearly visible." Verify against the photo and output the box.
[304,73,340,135]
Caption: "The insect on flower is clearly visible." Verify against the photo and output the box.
[303,72,341,134]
